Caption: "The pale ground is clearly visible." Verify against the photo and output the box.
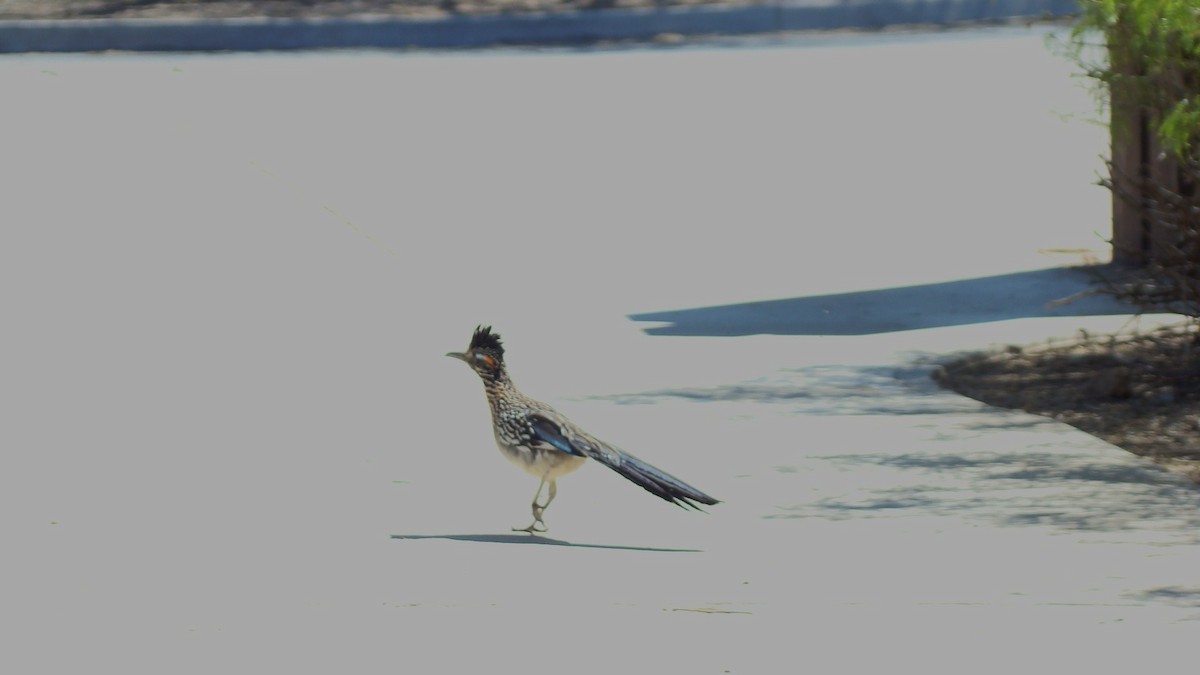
[2,27,1197,674]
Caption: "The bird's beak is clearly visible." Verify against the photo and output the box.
[446,351,468,362]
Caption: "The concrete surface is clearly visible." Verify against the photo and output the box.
[0,0,1080,53]
[2,26,1197,674]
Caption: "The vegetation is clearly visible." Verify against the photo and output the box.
[1070,0,1200,156]
[1068,0,1200,323]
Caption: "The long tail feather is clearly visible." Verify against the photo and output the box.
[606,451,720,510]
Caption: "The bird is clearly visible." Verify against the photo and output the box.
[446,325,719,533]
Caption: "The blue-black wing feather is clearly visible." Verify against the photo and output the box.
[527,414,587,457]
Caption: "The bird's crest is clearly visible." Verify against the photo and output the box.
[469,325,505,358]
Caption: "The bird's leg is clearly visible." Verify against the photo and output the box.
[516,475,552,533]
[542,479,558,518]
[530,480,559,531]
[513,477,550,534]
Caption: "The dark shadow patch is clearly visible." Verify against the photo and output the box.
[594,362,971,415]
[630,266,1129,336]
[391,533,701,552]
[1128,586,1200,607]
[774,453,1200,537]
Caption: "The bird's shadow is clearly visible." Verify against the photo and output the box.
[391,533,701,553]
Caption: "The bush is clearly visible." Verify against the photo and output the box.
[1069,0,1200,323]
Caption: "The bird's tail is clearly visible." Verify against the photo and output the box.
[607,451,719,510]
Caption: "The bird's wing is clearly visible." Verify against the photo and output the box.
[527,410,620,463]
[527,411,719,510]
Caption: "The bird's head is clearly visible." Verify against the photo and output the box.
[446,325,507,380]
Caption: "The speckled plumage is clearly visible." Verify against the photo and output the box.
[447,325,719,533]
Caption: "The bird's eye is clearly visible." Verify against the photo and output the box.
[475,354,496,368]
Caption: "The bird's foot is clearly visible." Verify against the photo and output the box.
[512,519,548,535]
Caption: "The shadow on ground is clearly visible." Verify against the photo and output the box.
[593,361,973,415]
[1129,586,1200,607]
[769,450,1200,540]
[391,533,701,552]
[630,266,1130,336]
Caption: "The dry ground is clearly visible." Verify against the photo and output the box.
[934,324,1200,483]
[8,0,1194,487]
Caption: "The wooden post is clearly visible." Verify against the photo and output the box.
[1107,17,1193,267]
[1108,19,1150,265]
[1109,97,1149,264]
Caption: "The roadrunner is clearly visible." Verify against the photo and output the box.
[447,325,719,533]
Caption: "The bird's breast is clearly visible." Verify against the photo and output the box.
[493,431,586,480]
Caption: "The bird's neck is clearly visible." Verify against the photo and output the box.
[481,370,522,417]
[481,369,516,396]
